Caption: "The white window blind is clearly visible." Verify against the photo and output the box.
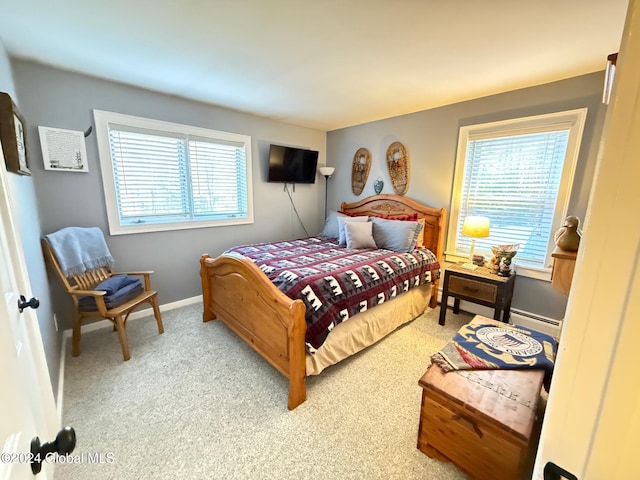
[94,110,253,235]
[447,109,587,275]
[458,130,570,266]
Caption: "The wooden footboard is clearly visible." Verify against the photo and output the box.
[200,252,307,410]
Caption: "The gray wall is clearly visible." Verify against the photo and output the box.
[327,72,607,320]
[11,59,326,332]
[1,41,61,396]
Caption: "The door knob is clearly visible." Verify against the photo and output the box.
[31,426,76,474]
[18,295,40,313]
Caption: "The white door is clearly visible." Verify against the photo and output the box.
[532,1,640,478]
[0,143,59,479]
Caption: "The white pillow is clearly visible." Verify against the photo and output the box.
[337,216,369,245]
[371,217,424,252]
[344,221,377,250]
[320,211,346,239]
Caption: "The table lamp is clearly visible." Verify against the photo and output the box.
[319,166,335,218]
[461,215,490,270]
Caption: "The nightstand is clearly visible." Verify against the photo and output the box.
[438,263,516,325]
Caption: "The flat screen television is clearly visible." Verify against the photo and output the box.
[267,144,319,184]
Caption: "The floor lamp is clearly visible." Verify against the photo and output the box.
[319,166,335,218]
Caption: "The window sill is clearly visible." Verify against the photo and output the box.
[109,216,254,235]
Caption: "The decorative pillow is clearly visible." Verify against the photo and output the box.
[337,216,369,245]
[378,212,419,221]
[371,217,424,252]
[371,213,425,248]
[415,218,426,248]
[344,221,377,250]
[320,211,347,239]
[78,275,144,311]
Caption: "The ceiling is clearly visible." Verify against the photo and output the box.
[0,1,629,131]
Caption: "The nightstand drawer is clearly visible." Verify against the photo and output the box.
[448,276,497,303]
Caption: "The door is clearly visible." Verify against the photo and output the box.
[0,143,59,478]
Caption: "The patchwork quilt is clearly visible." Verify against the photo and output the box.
[226,236,440,352]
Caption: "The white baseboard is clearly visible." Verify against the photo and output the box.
[57,334,66,423]
[57,295,203,419]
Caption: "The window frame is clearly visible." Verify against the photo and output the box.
[445,108,588,280]
[94,110,253,235]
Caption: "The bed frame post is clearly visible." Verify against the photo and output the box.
[430,207,447,309]
[200,254,217,322]
[287,301,307,410]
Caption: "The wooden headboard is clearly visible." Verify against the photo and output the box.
[340,194,447,265]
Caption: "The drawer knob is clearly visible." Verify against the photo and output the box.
[452,413,483,438]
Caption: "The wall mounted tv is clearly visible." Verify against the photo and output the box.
[267,144,319,184]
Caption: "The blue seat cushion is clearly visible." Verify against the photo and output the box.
[78,275,144,311]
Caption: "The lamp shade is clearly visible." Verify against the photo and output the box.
[319,166,335,177]
[461,216,490,238]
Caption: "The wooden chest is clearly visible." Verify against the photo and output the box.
[417,361,544,480]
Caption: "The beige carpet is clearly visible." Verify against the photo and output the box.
[55,303,474,479]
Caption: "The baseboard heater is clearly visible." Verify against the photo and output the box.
[509,309,562,338]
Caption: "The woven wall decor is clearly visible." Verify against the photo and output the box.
[386,141,409,195]
[351,147,371,196]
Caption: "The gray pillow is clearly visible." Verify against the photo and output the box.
[344,221,377,250]
[371,217,424,252]
[320,211,346,239]
[337,216,369,245]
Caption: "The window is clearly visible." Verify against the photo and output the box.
[94,110,253,235]
[446,109,587,278]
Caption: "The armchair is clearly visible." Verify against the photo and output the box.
[42,227,163,361]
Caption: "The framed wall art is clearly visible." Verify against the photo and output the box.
[0,92,30,175]
[39,126,89,172]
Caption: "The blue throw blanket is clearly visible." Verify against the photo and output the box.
[45,227,114,277]
[431,321,557,389]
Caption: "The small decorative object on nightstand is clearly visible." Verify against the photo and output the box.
[489,244,519,277]
[439,263,516,325]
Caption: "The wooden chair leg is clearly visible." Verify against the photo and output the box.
[150,294,164,334]
[72,313,82,357]
[114,315,131,361]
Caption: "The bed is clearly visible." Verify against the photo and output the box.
[200,194,446,409]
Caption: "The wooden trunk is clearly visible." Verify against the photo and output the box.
[417,344,544,479]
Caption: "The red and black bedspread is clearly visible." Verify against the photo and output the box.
[225,236,441,352]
